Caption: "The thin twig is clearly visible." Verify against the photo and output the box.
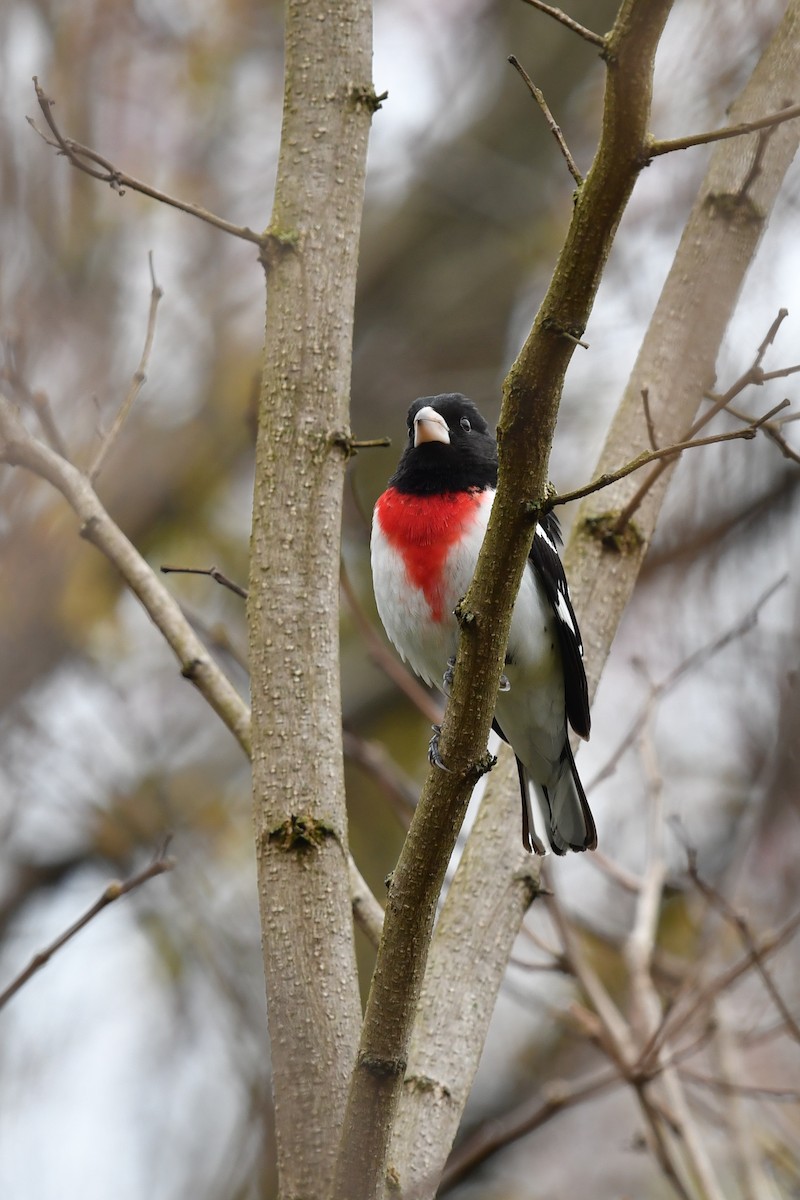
[585,574,787,792]
[29,78,265,249]
[1,336,69,457]
[90,253,163,481]
[508,56,583,186]
[342,729,417,827]
[609,307,795,532]
[0,393,253,755]
[723,398,800,466]
[28,390,69,458]
[687,853,800,1046]
[546,883,635,1071]
[587,848,644,893]
[549,417,780,512]
[439,1068,620,1191]
[641,387,659,451]
[648,102,800,158]
[624,712,666,1044]
[161,564,249,600]
[639,908,800,1069]
[517,0,606,49]
[736,125,777,201]
[622,716,727,1200]
[0,845,175,1010]
[680,1066,800,1105]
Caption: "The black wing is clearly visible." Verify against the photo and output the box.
[529,511,590,740]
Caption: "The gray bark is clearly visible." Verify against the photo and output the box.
[247,1,375,1194]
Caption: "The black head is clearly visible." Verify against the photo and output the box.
[389,393,498,495]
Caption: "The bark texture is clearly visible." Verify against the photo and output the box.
[386,748,537,1195]
[247,2,374,1194]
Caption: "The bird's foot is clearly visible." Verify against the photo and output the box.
[499,673,511,692]
[442,656,456,695]
[428,725,451,772]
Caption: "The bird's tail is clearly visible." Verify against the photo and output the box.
[518,742,597,856]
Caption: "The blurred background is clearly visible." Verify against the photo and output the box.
[1,0,799,1196]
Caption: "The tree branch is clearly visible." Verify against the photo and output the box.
[247,0,375,1191]
[638,909,800,1071]
[509,56,584,186]
[548,409,787,513]
[648,102,800,158]
[610,311,798,534]
[160,563,249,600]
[687,854,800,1046]
[0,845,175,1010]
[29,78,267,251]
[440,1067,621,1191]
[0,395,252,755]
[90,252,163,481]
[518,0,606,48]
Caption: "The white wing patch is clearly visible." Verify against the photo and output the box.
[554,588,577,638]
[535,523,558,554]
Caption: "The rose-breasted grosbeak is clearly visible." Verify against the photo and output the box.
[370,393,596,855]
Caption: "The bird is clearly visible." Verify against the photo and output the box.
[370,392,596,855]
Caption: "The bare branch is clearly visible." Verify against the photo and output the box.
[90,253,163,481]
[439,1068,620,1191]
[723,397,800,466]
[0,394,253,755]
[610,307,797,532]
[680,1067,800,1105]
[29,78,266,250]
[335,9,677,1191]
[546,884,636,1071]
[161,563,249,600]
[508,56,583,186]
[348,856,385,949]
[640,908,800,1068]
[0,845,175,1010]
[342,729,416,827]
[518,0,606,48]
[641,387,659,451]
[648,102,800,158]
[549,417,779,512]
[586,575,787,791]
[687,854,800,1045]
[587,848,644,893]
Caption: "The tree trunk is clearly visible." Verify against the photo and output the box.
[247,2,375,1193]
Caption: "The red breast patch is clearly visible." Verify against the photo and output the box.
[375,487,483,621]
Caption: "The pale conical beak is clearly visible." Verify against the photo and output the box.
[413,406,450,447]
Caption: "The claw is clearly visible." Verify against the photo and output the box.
[428,724,451,772]
[499,673,511,692]
[442,656,457,695]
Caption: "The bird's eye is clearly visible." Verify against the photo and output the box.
[460,417,471,432]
